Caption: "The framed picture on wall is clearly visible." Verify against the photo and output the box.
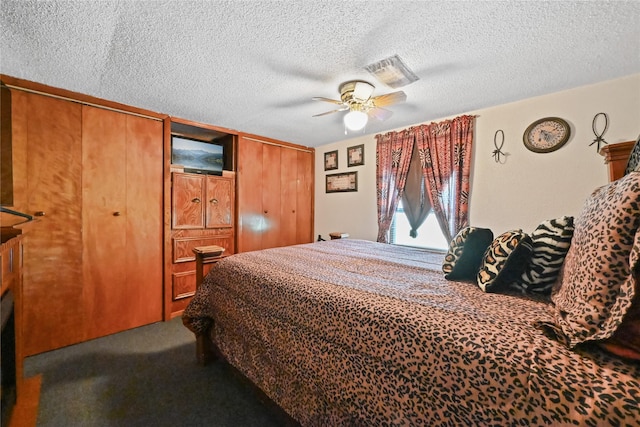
[324,150,338,171]
[347,144,364,167]
[326,171,358,193]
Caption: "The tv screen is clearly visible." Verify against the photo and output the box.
[171,135,224,175]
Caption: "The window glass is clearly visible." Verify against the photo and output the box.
[390,201,448,251]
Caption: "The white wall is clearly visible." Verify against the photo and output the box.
[314,74,640,241]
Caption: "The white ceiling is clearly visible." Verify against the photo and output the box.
[2,1,639,148]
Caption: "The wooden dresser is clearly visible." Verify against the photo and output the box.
[0,224,30,424]
[168,171,235,318]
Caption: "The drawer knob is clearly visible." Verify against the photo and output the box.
[34,211,46,217]
[192,198,201,204]
[210,198,218,205]
[113,211,121,217]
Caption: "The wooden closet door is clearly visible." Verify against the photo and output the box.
[296,150,314,244]
[123,114,163,329]
[280,147,298,246]
[82,106,162,339]
[205,175,234,228]
[17,91,85,356]
[172,173,205,229]
[261,144,282,249]
[238,136,315,252]
[82,106,128,338]
[237,136,264,252]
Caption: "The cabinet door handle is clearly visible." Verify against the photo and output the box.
[34,211,46,217]
[210,198,218,205]
[192,198,201,204]
[113,211,121,217]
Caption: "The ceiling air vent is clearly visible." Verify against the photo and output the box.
[365,54,419,89]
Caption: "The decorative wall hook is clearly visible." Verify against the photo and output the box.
[492,130,505,163]
[589,112,609,152]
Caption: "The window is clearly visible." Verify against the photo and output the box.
[390,200,448,251]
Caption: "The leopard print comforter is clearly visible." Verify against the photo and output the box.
[183,239,640,426]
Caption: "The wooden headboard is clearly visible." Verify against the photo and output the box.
[600,140,635,182]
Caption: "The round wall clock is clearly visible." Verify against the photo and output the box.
[523,117,571,153]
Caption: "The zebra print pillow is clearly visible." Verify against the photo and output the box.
[514,216,575,296]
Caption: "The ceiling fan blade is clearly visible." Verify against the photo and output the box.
[312,106,349,117]
[353,81,375,101]
[371,91,407,107]
[312,96,344,105]
[369,107,393,121]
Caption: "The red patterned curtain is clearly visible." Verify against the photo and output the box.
[413,115,475,241]
[375,129,414,243]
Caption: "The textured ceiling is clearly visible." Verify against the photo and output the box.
[2,1,639,148]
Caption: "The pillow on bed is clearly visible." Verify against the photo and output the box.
[442,226,494,281]
[539,172,640,349]
[513,216,574,296]
[477,230,533,293]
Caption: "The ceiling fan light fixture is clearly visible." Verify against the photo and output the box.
[352,81,375,101]
[344,110,368,131]
[313,79,405,131]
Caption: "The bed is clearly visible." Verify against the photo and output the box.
[183,172,640,426]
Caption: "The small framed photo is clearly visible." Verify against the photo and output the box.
[324,150,338,170]
[326,171,358,193]
[347,144,365,167]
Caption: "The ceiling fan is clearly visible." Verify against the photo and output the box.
[312,80,407,132]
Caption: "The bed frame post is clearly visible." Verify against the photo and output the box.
[193,246,226,366]
[196,333,217,365]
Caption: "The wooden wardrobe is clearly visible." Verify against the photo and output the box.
[5,78,164,356]
[236,134,314,252]
[166,131,315,318]
[3,75,316,349]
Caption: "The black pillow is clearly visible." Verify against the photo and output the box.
[442,226,494,280]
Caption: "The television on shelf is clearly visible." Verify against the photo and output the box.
[171,135,224,175]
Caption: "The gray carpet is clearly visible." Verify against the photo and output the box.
[24,317,294,426]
